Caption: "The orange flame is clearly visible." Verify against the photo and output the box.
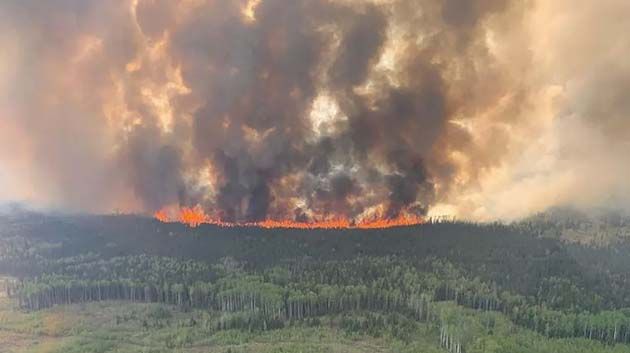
[256,218,352,229]
[355,214,425,229]
[178,206,208,227]
[153,206,425,229]
[154,209,169,223]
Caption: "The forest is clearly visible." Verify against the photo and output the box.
[2,207,630,352]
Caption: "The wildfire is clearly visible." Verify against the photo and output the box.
[154,209,169,223]
[153,206,425,229]
[178,207,208,227]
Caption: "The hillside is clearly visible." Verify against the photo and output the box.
[2,210,630,352]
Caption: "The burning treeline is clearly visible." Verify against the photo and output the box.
[7,0,628,224]
[153,205,428,228]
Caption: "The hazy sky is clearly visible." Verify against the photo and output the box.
[0,0,629,221]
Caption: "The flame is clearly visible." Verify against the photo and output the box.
[355,214,425,229]
[153,206,425,229]
[154,209,169,222]
[178,206,208,227]
[257,218,352,229]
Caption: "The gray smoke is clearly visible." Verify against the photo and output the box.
[1,0,628,221]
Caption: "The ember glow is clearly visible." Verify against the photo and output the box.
[154,206,424,229]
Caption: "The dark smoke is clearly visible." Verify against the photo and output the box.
[0,0,531,220]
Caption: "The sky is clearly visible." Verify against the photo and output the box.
[0,0,629,222]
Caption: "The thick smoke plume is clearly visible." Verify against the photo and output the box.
[1,0,629,221]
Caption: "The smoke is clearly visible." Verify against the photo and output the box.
[0,0,629,221]
[447,0,630,220]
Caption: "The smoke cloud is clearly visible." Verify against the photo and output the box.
[0,0,628,221]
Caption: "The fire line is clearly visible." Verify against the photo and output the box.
[153,207,425,229]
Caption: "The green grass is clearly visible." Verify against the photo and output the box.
[2,297,630,353]
[0,299,411,353]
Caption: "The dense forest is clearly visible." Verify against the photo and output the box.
[3,207,630,352]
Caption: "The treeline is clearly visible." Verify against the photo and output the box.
[4,210,630,312]
[11,256,630,347]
